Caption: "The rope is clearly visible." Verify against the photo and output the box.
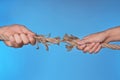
[101,43,120,50]
[1,34,120,50]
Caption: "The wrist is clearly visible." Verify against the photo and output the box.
[104,30,110,38]
[103,26,120,42]
[0,27,3,34]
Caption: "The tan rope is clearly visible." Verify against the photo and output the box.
[1,34,120,50]
[101,43,120,50]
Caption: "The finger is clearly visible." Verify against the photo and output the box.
[83,43,95,53]
[77,39,91,45]
[21,27,36,36]
[20,34,29,45]
[4,41,13,47]
[9,35,16,43]
[4,40,23,48]
[27,34,36,45]
[12,43,23,48]
[89,43,100,54]
[1,31,16,41]
[14,34,23,44]
[76,39,85,50]
[0,34,9,40]
[77,44,86,50]
[94,45,102,53]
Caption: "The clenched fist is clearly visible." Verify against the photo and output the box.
[0,24,36,48]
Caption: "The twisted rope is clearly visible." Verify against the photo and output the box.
[62,34,120,51]
[101,43,120,50]
[0,34,120,50]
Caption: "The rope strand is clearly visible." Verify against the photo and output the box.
[0,34,120,50]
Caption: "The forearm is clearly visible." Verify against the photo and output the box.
[0,27,3,40]
[104,26,120,42]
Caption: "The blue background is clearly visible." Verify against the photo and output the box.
[0,0,120,80]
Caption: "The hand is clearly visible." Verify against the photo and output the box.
[0,24,36,48]
[77,31,109,53]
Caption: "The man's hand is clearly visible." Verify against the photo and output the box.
[0,24,36,48]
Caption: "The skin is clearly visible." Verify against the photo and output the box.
[0,24,36,48]
[77,26,120,54]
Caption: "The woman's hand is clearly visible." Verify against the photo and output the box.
[77,31,109,54]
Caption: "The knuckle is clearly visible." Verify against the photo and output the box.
[11,24,25,28]
[8,44,12,47]
[4,41,13,47]
[23,41,29,44]
[32,39,36,45]
[11,24,20,27]
[17,41,23,44]
[31,39,35,44]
